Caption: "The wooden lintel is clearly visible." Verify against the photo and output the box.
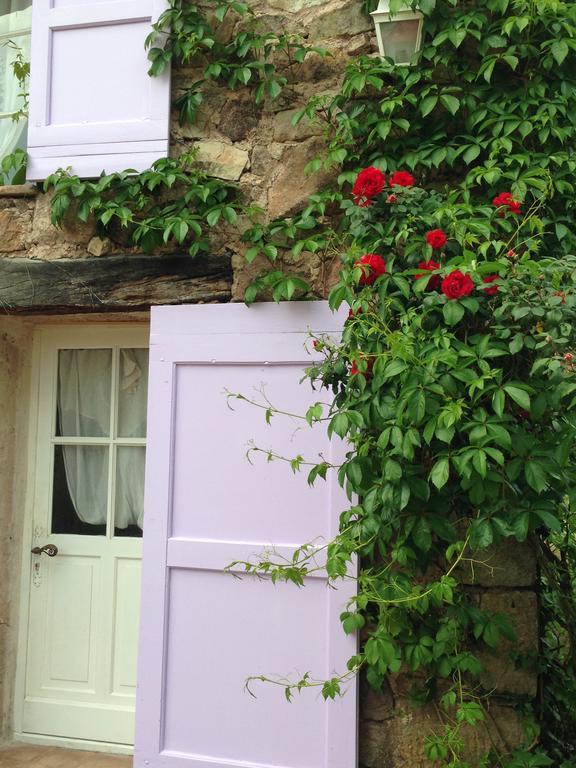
[0,254,232,314]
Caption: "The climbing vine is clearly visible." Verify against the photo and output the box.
[243,0,576,300]
[236,175,576,767]
[44,153,242,257]
[145,0,326,123]
[7,0,576,764]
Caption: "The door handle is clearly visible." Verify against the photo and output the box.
[31,544,59,557]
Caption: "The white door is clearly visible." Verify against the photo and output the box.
[19,325,149,749]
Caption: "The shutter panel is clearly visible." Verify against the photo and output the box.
[136,303,357,768]
[27,0,170,181]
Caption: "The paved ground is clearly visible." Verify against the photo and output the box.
[0,745,132,767]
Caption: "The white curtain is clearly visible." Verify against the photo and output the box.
[58,348,148,530]
[115,349,148,529]
[0,3,31,160]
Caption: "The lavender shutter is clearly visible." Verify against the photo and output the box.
[135,303,357,768]
[27,0,170,181]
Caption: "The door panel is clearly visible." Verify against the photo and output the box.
[21,327,149,748]
[135,303,357,768]
[111,558,142,695]
[46,557,98,688]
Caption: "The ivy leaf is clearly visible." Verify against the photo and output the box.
[503,385,531,411]
[419,95,438,117]
[492,389,505,417]
[440,94,460,115]
[206,209,221,227]
[443,301,465,326]
[470,519,493,549]
[413,518,432,552]
[430,458,449,489]
[524,461,548,493]
[551,40,569,66]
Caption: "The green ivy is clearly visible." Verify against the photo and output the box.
[44,153,242,257]
[237,180,575,766]
[242,0,576,302]
[146,0,326,124]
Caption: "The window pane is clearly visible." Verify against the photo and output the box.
[117,349,148,438]
[0,1,32,15]
[114,446,145,538]
[57,349,112,437]
[52,445,108,535]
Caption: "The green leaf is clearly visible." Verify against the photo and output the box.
[504,385,531,411]
[440,94,460,115]
[413,518,432,552]
[524,461,548,493]
[492,389,505,417]
[430,458,449,489]
[470,519,493,549]
[443,301,465,326]
[330,412,349,438]
[206,209,221,227]
[419,95,438,117]
[551,40,569,66]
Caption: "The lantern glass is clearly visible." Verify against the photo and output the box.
[378,18,421,64]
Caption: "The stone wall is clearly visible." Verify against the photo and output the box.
[0,0,374,308]
[361,542,539,767]
[0,0,539,763]
[0,317,34,742]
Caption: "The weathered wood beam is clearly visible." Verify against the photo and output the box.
[0,254,232,313]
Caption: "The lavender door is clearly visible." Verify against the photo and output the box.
[135,303,357,768]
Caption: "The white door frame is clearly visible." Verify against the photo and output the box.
[13,321,149,756]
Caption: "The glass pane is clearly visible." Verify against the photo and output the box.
[52,445,108,535]
[57,349,112,437]
[117,349,149,438]
[380,19,420,64]
[114,446,145,537]
[0,1,32,15]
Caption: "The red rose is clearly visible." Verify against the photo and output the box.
[352,167,386,207]
[350,356,375,378]
[354,253,387,286]
[493,191,522,216]
[386,194,397,204]
[426,229,447,250]
[441,270,474,300]
[415,260,441,290]
[482,275,499,296]
[564,353,574,362]
[389,170,414,188]
[493,192,513,207]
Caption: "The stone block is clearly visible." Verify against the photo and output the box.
[305,0,373,41]
[87,237,112,258]
[360,679,394,721]
[267,137,335,219]
[273,108,322,142]
[29,191,97,259]
[479,590,538,697]
[359,702,525,768]
[0,210,25,252]
[218,98,262,142]
[193,141,250,181]
[267,0,325,11]
[459,540,537,588]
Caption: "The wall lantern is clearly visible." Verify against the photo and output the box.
[371,0,424,65]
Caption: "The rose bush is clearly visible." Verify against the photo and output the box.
[306,171,576,766]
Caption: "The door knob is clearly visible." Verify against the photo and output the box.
[31,544,58,557]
